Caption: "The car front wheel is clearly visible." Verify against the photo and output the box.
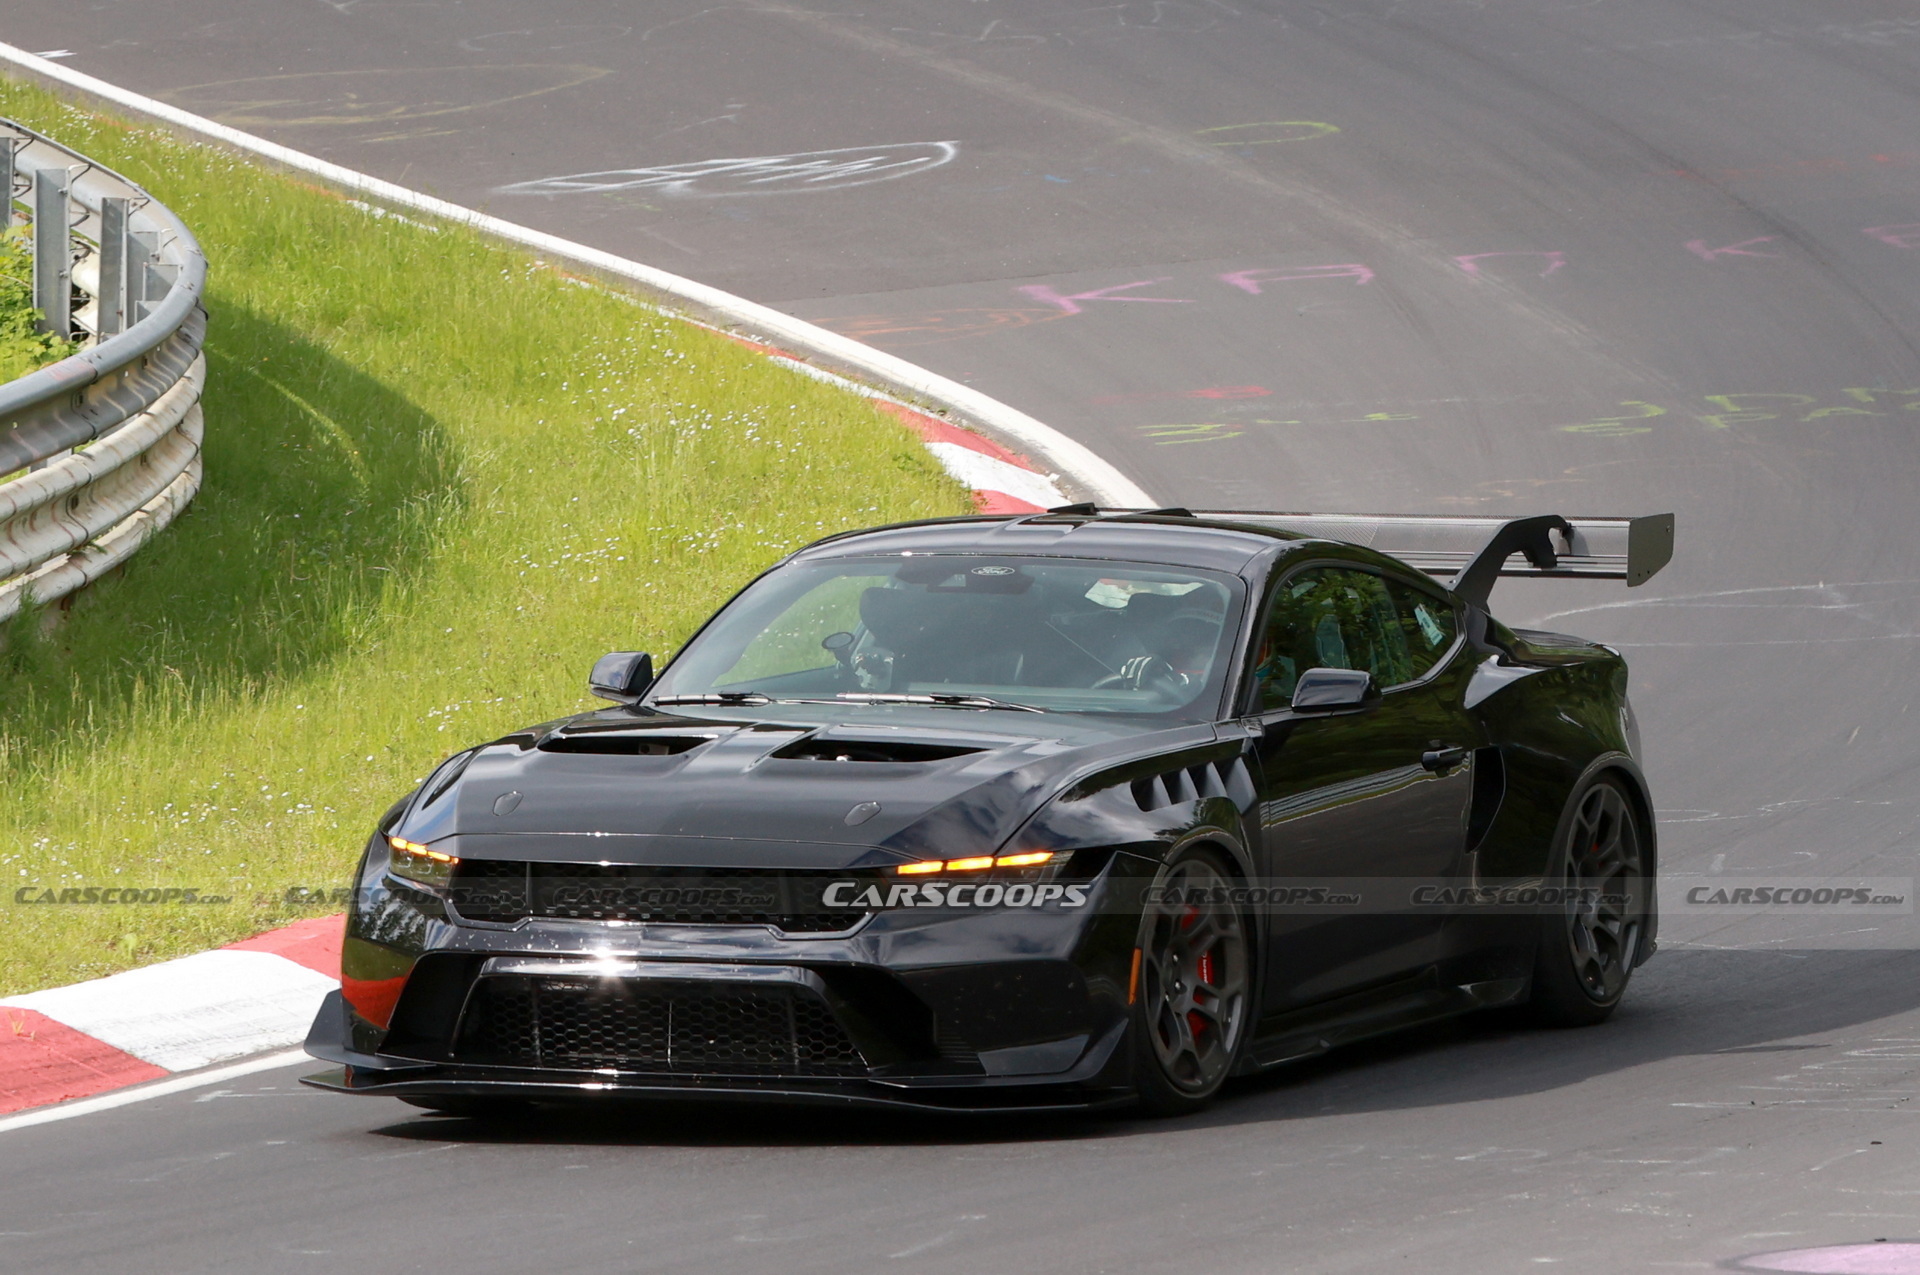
[1132,849,1251,1115]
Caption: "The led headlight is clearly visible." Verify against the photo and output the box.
[892,851,1055,876]
[387,835,458,887]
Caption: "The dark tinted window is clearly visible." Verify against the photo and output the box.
[1388,579,1460,680]
[648,556,1244,717]
[1250,567,1413,709]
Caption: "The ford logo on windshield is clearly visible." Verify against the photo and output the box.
[971,565,1016,576]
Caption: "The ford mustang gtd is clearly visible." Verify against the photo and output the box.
[303,506,1674,1116]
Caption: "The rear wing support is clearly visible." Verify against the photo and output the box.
[1180,510,1676,608]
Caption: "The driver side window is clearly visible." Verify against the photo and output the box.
[1250,566,1415,709]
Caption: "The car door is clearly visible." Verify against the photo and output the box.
[1244,563,1475,1012]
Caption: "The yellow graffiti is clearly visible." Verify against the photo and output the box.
[1138,411,1422,442]
[1695,393,1816,429]
[1843,388,1920,402]
[1559,401,1667,435]
[1139,423,1246,444]
[1557,389,1920,436]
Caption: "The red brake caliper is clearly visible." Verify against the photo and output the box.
[1188,947,1217,1044]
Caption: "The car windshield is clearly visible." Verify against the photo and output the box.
[649,555,1245,717]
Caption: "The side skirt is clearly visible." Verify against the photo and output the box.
[1237,972,1530,1074]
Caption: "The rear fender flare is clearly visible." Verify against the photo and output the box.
[1543,752,1659,966]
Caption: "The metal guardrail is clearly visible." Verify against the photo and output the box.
[0,118,207,623]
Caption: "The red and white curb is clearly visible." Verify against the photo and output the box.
[0,916,343,1116]
[720,333,1069,512]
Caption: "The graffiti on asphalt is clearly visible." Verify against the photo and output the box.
[497,142,959,197]
[1119,386,1920,444]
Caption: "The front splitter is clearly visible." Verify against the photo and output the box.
[300,1064,1134,1115]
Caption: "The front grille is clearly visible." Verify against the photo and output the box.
[454,976,868,1076]
[448,862,870,933]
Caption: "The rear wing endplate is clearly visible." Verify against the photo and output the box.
[1186,510,1675,608]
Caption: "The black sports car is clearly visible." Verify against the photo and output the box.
[303,506,1674,1115]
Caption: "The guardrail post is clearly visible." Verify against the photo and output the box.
[1,138,16,230]
[127,228,156,324]
[96,195,129,340]
[31,164,72,338]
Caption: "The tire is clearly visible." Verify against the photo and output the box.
[1131,848,1253,1115]
[1527,775,1648,1027]
[399,1095,534,1120]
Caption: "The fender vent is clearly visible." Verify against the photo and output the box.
[1131,757,1256,812]
[539,734,711,756]
[771,738,983,764]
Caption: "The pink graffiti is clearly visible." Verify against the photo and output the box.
[1218,264,1375,294]
[1185,386,1270,399]
[1015,279,1194,316]
[1686,236,1779,260]
[1453,251,1565,278]
[1864,224,1920,249]
[1090,385,1272,405]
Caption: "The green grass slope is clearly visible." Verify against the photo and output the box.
[0,83,972,994]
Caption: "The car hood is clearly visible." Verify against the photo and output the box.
[390,704,1222,868]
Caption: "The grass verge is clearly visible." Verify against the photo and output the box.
[0,80,972,995]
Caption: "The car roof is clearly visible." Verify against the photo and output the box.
[791,513,1309,575]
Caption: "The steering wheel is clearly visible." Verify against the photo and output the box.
[1092,655,1189,693]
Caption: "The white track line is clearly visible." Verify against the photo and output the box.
[0,1049,310,1135]
[0,42,1152,508]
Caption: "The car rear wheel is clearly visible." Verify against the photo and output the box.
[1132,849,1251,1115]
[1528,775,1647,1026]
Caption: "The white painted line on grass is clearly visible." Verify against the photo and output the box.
[0,1049,311,1135]
[0,41,1153,508]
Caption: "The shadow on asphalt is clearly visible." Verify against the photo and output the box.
[366,947,1920,1148]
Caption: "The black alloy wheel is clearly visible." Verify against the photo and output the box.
[1133,850,1250,1114]
[1529,776,1646,1026]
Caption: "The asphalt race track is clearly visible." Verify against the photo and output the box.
[7,2,1920,1270]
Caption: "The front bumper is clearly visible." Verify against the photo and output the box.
[304,858,1147,1112]
[301,987,1134,1113]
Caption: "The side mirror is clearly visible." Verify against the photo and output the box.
[1291,667,1378,713]
[589,651,654,704]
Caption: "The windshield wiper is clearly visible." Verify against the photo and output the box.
[652,692,774,706]
[833,692,1048,714]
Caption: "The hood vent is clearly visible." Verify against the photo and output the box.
[1132,757,1256,812]
[539,734,712,757]
[772,737,984,764]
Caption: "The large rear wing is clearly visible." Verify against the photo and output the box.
[1183,511,1676,608]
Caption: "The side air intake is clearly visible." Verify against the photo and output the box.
[1131,757,1256,812]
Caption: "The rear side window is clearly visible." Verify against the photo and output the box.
[1388,579,1460,680]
